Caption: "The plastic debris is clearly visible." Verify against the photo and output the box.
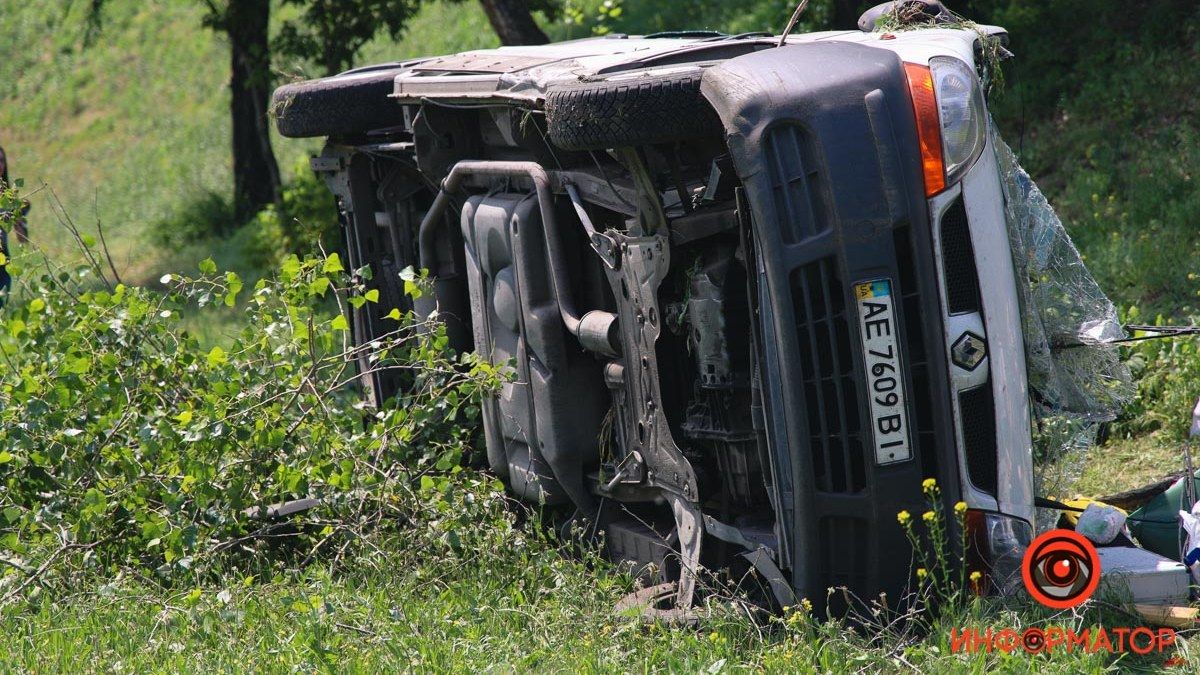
[1178,502,1200,584]
[1190,397,1200,438]
[1130,472,1199,560]
[1075,502,1127,545]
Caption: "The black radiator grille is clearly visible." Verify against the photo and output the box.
[765,124,829,244]
[893,226,939,483]
[959,382,998,495]
[791,258,866,494]
[938,198,981,315]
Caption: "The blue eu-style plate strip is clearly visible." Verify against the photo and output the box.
[870,280,890,297]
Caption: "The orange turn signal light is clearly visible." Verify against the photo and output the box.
[904,62,946,197]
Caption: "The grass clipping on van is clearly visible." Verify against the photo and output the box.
[995,132,1133,523]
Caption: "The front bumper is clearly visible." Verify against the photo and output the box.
[703,41,965,607]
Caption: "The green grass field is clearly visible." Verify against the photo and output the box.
[4,0,1200,671]
[0,563,1150,673]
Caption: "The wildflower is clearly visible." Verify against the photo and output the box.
[921,477,937,492]
[897,510,911,525]
[916,568,927,579]
[954,501,968,515]
[800,598,813,613]
[922,510,936,523]
[969,571,983,583]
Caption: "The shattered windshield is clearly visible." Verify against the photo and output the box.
[994,133,1134,516]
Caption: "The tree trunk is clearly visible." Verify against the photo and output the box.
[478,0,549,46]
[227,0,282,224]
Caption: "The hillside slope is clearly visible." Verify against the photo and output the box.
[0,0,498,283]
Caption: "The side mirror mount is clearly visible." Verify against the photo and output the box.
[857,0,952,33]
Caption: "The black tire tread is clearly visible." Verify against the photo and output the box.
[544,70,721,151]
[272,69,403,139]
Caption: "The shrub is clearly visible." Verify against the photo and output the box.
[0,217,502,600]
[1111,309,1200,441]
[249,159,339,266]
[150,189,240,248]
[151,160,338,269]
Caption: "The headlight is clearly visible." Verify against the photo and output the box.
[929,56,988,184]
[904,57,989,196]
[966,509,1033,596]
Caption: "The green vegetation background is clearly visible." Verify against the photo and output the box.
[3,1,1197,314]
[2,0,1200,670]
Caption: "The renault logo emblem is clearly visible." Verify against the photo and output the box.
[951,331,987,371]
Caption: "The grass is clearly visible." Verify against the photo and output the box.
[0,0,497,289]
[0,1,248,280]
[1075,434,1185,499]
[0,532,1179,673]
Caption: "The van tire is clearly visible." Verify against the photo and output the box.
[272,68,403,139]
[544,70,721,151]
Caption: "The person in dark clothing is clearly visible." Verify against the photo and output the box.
[0,144,27,306]
[0,145,27,242]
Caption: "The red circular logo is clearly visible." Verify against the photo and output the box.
[1021,529,1101,609]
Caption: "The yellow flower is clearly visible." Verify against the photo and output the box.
[954,501,968,515]
[921,478,937,492]
[916,568,927,579]
[922,510,936,523]
[969,571,983,583]
[800,598,813,612]
[897,510,911,525]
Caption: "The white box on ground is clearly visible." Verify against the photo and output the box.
[1097,546,1190,605]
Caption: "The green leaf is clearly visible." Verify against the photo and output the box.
[0,451,13,464]
[331,315,350,332]
[175,410,193,426]
[323,253,344,274]
[364,289,380,303]
[206,346,228,367]
[28,298,45,313]
[199,257,217,274]
[224,271,244,306]
[385,308,402,321]
[280,254,301,281]
[309,277,331,297]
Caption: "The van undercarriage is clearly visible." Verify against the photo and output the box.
[274,24,1043,613]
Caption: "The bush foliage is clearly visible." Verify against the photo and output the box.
[0,194,501,598]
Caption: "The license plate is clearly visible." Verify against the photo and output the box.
[854,279,912,465]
